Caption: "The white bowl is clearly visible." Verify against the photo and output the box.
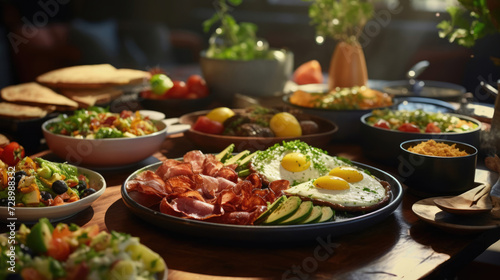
[200,49,294,101]
[42,118,167,167]
[0,166,106,223]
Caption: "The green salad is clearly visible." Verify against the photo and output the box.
[46,107,158,139]
[1,218,165,280]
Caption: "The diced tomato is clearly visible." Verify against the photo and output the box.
[186,74,209,98]
[103,116,117,126]
[120,110,133,119]
[47,237,71,261]
[398,123,420,133]
[425,122,441,133]
[166,81,189,99]
[66,262,89,280]
[373,119,390,129]
[21,267,44,280]
[192,116,224,134]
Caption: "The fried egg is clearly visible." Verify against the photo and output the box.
[284,169,387,208]
[250,141,345,185]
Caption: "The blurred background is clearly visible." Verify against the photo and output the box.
[0,0,498,103]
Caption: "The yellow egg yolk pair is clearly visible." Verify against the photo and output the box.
[314,166,364,190]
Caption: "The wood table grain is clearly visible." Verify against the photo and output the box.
[6,134,500,280]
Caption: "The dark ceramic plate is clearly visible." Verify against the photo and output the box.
[121,161,403,243]
[179,109,338,152]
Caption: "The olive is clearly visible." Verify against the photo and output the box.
[81,188,97,198]
[14,170,27,187]
[6,273,23,280]
[40,191,53,201]
[77,180,87,192]
[52,180,68,195]
[0,198,8,207]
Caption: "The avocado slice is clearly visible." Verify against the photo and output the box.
[21,189,41,206]
[215,144,235,162]
[254,195,286,225]
[235,151,256,170]
[224,150,250,166]
[26,218,54,254]
[318,206,335,223]
[299,206,323,224]
[279,200,313,225]
[263,196,302,225]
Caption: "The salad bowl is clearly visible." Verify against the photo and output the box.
[0,165,106,223]
[42,117,168,167]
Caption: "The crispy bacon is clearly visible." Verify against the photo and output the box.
[128,151,289,225]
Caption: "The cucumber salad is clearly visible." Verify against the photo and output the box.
[0,218,165,280]
[0,157,96,207]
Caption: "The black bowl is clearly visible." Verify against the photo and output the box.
[360,112,482,165]
[399,139,478,197]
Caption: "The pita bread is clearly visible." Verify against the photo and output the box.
[60,87,123,107]
[0,102,55,119]
[1,82,78,110]
[36,64,151,89]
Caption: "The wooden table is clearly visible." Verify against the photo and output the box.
[8,133,500,280]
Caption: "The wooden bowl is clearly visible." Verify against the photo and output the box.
[179,109,338,152]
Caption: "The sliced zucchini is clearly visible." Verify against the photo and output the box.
[318,206,335,223]
[299,205,322,224]
[215,144,235,162]
[254,195,286,225]
[263,196,302,225]
[279,200,313,225]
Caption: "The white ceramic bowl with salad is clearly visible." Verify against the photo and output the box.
[42,108,168,167]
[0,158,106,223]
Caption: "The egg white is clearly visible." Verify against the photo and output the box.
[284,172,387,207]
[251,147,344,185]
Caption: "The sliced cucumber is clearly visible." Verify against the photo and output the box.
[279,200,313,225]
[254,195,286,225]
[318,206,335,223]
[299,205,322,224]
[215,144,235,162]
[224,150,250,166]
[263,196,302,225]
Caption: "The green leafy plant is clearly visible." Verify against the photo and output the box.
[304,0,374,44]
[202,0,271,60]
[437,0,500,48]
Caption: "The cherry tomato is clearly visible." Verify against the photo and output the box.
[187,75,209,98]
[398,123,420,133]
[192,116,224,134]
[1,142,25,166]
[47,237,71,261]
[425,122,441,133]
[373,119,390,129]
[166,81,189,99]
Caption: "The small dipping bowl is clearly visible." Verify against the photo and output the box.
[399,139,478,197]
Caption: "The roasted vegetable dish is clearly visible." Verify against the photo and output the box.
[46,107,158,139]
[0,157,97,207]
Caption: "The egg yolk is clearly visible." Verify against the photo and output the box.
[281,152,311,172]
[328,166,363,183]
[314,175,350,190]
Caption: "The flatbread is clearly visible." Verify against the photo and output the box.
[1,82,78,110]
[60,87,123,107]
[36,64,151,89]
[0,102,55,119]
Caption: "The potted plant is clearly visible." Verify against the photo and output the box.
[200,0,293,101]
[305,0,374,90]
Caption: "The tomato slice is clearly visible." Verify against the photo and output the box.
[425,122,441,133]
[192,116,224,134]
[398,123,421,133]
[373,119,390,129]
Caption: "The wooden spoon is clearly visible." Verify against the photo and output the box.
[433,184,493,215]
